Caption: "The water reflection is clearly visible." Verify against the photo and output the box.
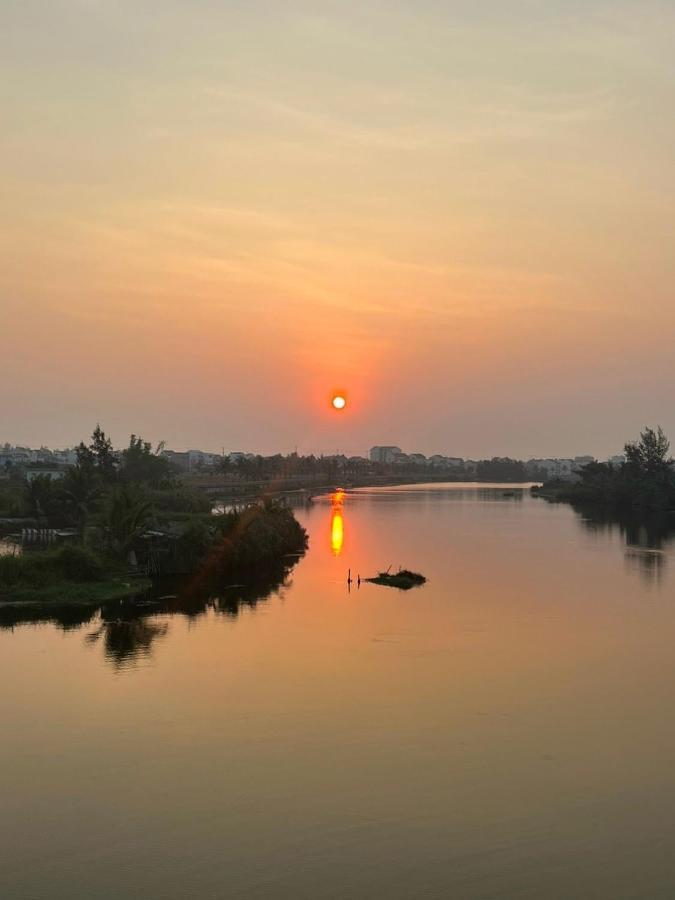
[572,505,675,585]
[0,562,298,668]
[345,484,530,505]
[84,617,170,669]
[330,490,345,556]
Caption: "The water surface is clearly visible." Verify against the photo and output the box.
[2,484,675,898]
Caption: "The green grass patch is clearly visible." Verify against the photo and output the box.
[0,544,151,603]
[0,577,151,605]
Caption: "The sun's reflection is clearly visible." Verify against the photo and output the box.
[331,490,345,556]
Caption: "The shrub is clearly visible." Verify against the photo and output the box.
[199,502,307,582]
[0,543,106,591]
[57,544,105,581]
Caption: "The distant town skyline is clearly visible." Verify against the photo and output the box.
[2,436,627,467]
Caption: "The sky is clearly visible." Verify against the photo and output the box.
[1,0,674,458]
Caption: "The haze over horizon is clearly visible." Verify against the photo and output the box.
[2,1,674,459]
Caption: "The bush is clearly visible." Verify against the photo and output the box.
[0,543,106,591]
[176,519,214,569]
[0,554,24,587]
[201,502,307,581]
[57,544,105,581]
[0,484,26,517]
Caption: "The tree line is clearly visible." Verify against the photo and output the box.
[541,427,675,511]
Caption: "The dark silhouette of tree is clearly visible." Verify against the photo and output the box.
[121,435,171,486]
[104,485,152,554]
[555,426,675,511]
[76,424,116,482]
[476,457,527,482]
[624,426,672,477]
[23,474,54,519]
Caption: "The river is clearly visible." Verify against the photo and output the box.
[2,483,675,898]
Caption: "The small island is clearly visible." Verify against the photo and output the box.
[366,568,427,590]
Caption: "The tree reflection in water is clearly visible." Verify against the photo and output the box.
[0,561,299,668]
[84,618,170,669]
[572,504,675,585]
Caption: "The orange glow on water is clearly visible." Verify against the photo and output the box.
[331,510,344,556]
[330,490,345,555]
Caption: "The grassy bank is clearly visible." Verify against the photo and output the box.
[0,544,150,604]
[0,578,151,605]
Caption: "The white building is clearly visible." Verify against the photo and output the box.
[25,467,66,482]
[369,446,402,463]
[527,457,591,481]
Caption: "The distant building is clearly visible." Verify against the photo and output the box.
[25,466,66,482]
[369,446,402,463]
[574,455,595,468]
[162,450,190,471]
[228,451,256,463]
[608,454,626,466]
[526,457,590,481]
[428,455,464,468]
[187,450,221,469]
[53,449,78,466]
[161,449,223,471]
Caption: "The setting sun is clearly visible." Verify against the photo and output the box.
[332,395,347,411]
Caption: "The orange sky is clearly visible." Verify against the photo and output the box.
[1,2,674,457]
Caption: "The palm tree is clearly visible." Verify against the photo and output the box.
[104,486,152,555]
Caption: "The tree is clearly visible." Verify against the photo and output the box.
[24,475,54,519]
[120,435,171,486]
[624,426,672,477]
[76,424,116,482]
[61,465,98,529]
[104,486,152,555]
[90,424,116,480]
[476,457,527,482]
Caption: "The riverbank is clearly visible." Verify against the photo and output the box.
[0,544,152,604]
[532,480,675,514]
[190,473,538,505]
[0,501,307,604]
[531,482,596,503]
[531,428,675,513]
[0,577,152,606]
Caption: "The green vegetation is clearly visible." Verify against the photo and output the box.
[534,427,675,512]
[186,501,308,591]
[0,544,104,588]
[0,578,151,605]
[0,544,149,603]
[0,481,25,518]
[0,426,307,603]
[366,568,427,590]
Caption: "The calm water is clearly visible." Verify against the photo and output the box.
[3,483,675,899]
